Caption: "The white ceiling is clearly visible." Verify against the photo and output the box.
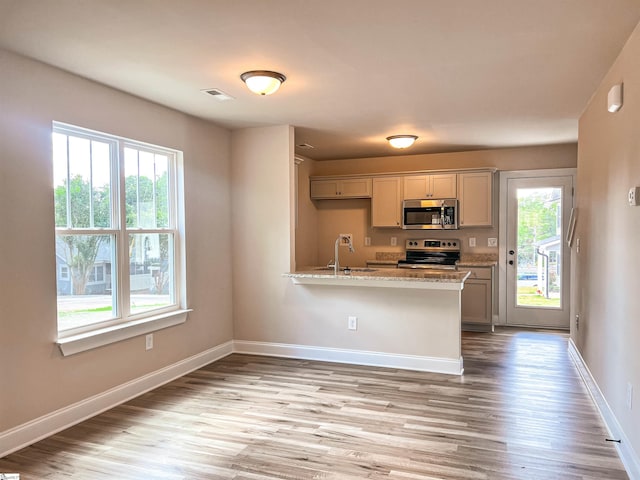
[1,0,639,160]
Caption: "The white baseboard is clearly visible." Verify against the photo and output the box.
[0,341,234,458]
[568,339,640,480]
[233,340,464,375]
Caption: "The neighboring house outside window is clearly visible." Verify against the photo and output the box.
[53,123,183,335]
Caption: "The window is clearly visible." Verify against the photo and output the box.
[59,266,70,280]
[53,123,183,336]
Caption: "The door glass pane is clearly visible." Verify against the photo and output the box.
[56,234,116,330]
[516,187,562,308]
[129,233,174,315]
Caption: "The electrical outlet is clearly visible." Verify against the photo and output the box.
[348,316,357,330]
[469,237,476,247]
[364,236,371,246]
[575,314,580,330]
[627,382,633,410]
[488,238,498,247]
[145,334,154,350]
[390,237,397,246]
[576,238,581,254]
[629,186,639,206]
[339,233,353,245]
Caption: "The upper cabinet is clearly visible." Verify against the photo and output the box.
[310,177,372,199]
[458,171,493,227]
[371,177,403,227]
[403,173,457,200]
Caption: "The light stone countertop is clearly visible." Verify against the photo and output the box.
[285,267,471,290]
[457,253,498,267]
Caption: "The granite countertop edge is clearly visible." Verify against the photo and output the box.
[285,268,471,284]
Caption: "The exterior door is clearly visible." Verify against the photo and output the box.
[505,175,573,329]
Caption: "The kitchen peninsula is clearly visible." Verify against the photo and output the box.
[284,268,471,375]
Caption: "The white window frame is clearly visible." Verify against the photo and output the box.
[53,122,189,356]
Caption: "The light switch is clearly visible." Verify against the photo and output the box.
[488,238,498,247]
[629,186,639,206]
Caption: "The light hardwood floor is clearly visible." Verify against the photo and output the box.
[0,329,628,479]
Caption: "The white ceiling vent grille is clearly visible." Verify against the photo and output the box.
[201,88,234,101]
[296,143,315,149]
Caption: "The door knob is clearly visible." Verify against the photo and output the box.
[509,250,515,255]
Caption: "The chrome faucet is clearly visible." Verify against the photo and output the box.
[332,234,355,274]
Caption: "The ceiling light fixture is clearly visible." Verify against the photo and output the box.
[386,135,418,149]
[240,70,286,96]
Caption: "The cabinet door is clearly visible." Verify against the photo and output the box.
[372,177,402,227]
[403,175,429,199]
[431,174,457,198]
[461,279,492,325]
[310,179,339,199]
[458,171,493,227]
[340,178,372,198]
[310,178,372,199]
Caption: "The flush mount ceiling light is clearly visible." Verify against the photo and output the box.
[386,135,418,149]
[240,70,286,95]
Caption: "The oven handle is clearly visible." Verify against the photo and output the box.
[440,205,445,229]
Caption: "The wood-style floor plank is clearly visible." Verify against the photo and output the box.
[0,329,628,479]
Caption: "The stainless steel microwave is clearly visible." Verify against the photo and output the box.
[402,199,459,229]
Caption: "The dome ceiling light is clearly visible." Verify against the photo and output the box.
[386,135,418,149]
[240,70,286,96]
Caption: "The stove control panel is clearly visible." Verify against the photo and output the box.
[405,238,460,251]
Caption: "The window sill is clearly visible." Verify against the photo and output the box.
[56,309,192,357]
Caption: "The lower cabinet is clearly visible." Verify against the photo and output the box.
[461,266,494,332]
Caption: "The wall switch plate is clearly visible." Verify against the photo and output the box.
[364,236,371,246]
[390,237,397,246]
[348,316,357,330]
[145,334,154,350]
[469,237,476,247]
[629,186,639,206]
[488,238,498,247]
[627,382,633,410]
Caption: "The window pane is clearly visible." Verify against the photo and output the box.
[516,187,562,308]
[53,133,69,228]
[138,150,156,228]
[155,154,169,228]
[129,233,174,315]
[68,136,91,228]
[56,234,116,331]
[91,140,112,228]
[124,147,139,228]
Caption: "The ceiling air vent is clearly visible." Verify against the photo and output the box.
[297,143,315,149]
[201,88,234,102]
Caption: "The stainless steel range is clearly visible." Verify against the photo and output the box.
[397,238,461,270]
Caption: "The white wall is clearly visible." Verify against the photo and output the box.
[574,20,640,467]
[0,49,233,433]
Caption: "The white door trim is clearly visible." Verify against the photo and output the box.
[497,168,576,326]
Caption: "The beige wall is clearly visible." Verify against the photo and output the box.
[312,143,577,176]
[0,49,233,432]
[297,145,576,268]
[574,22,640,459]
[231,125,295,342]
